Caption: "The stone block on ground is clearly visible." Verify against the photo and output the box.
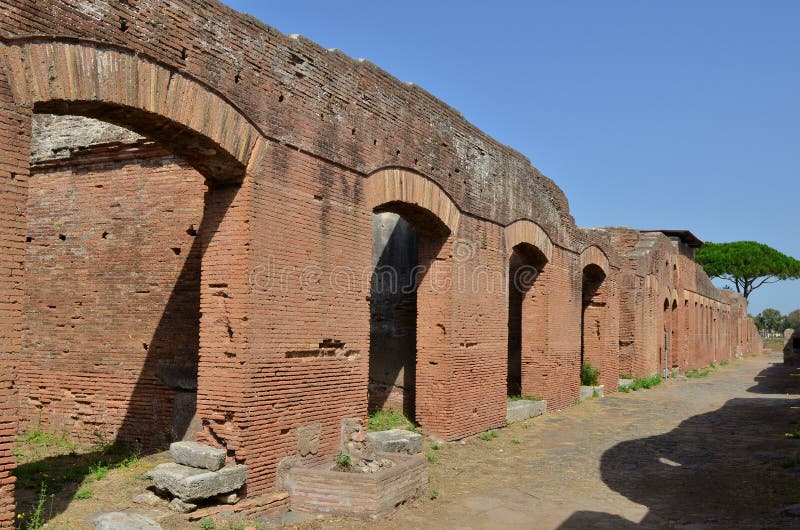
[505,400,547,423]
[169,498,198,513]
[170,441,226,471]
[618,379,633,390]
[90,512,162,530]
[366,429,423,454]
[132,491,162,507]
[149,463,247,502]
[580,385,604,401]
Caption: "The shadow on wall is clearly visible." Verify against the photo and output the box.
[16,147,238,522]
[369,212,419,419]
[557,362,800,529]
[784,330,800,365]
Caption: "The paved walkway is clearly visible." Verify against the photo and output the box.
[305,353,800,529]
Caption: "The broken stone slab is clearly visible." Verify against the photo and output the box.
[90,512,162,530]
[149,463,247,502]
[170,441,226,471]
[618,378,633,390]
[505,400,547,423]
[365,429,423,454]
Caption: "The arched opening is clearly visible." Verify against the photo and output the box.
[670,299,678,373]
[661,298,671,376]
[507,243,548,397]
[369,202,451,424]
[580,263,607,382]
[10,107,247,520]
[0,39,258,517]
[682,299,690,371]
[20,114,212,446]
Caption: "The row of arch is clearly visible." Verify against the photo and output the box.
[365,167,611,429]
[0,36,754,520]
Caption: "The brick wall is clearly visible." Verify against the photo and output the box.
[0,43,27,527]
[21,124,205,445]
[0,1,763,520]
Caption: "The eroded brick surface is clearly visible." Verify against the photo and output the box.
[0,1,761,522]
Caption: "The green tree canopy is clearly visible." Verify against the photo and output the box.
[786,309,800,330]
[695,241,800,300]
[757,308,785,333]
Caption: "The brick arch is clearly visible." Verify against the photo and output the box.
[579,245,610,276]
[505,220,553,263]
[505,221,552,401]
[0,39,265,184]
[364,167,461,233]
[0,37,260,519]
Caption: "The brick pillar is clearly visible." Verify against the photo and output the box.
[0,49,28,525]
[195,182,252,460]
[414,233,454,439]
[540,247,581,409]
[520,262,551,398]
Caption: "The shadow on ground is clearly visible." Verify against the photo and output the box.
[559,362,800,529]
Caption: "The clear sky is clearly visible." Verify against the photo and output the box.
[225,0,800,316]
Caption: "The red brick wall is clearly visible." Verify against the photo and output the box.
[535,247,582,410]
[0,2,763,519]
[518,251,553,400]
[20,141,205,445]
[0,47,27,527]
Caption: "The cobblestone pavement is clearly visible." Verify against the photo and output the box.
[285,353,800,529]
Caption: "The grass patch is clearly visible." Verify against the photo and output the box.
[686,368,711,378]
[580,362,600,386]
[478,430,498,441]
[367,408,415,432]
[785,430,800,440]
[18,427,76,452]
[88,461,108,481]
[200,518,216,529]
[511,439,521,445]
[719,359,730,366]
[507,395,542,402]
[334,452,351,467]
[630,374,663,391]
[74,485,93,500]
[427,453,438,464]
[430,488,439,500]
[13,439,142,496]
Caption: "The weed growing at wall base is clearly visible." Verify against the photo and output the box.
[580,363,600,386]
[367,408,415,431]
[507,395,542,402]
[478,430,498,441]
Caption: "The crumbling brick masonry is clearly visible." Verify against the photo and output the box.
[0,0,761,522]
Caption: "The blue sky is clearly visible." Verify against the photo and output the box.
[226,0,800,316]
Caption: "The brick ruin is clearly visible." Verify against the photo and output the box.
[0,0,761,522]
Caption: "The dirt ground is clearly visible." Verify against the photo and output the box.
[18,347,800,529]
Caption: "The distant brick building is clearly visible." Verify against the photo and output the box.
[0,0,761,522]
